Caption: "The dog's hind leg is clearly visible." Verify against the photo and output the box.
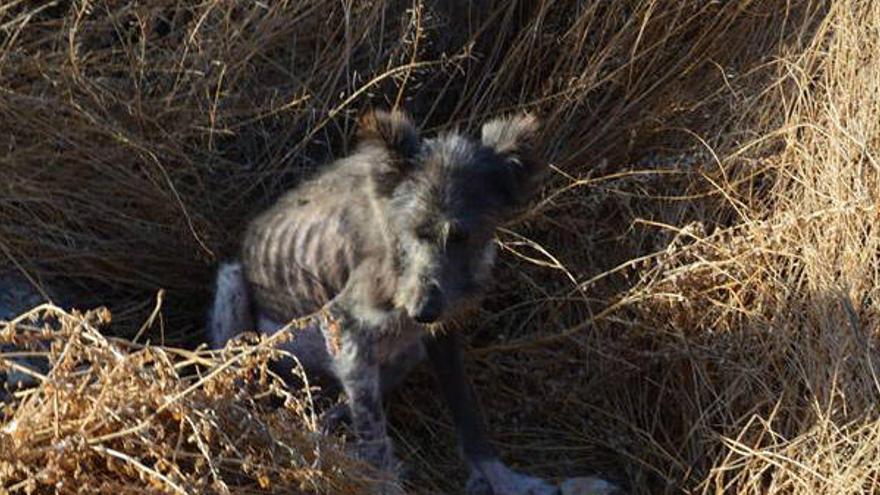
[208,263,253,349]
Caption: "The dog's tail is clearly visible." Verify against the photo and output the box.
[208,262,253,349]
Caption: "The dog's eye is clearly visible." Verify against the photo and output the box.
[447,227,469,244]
[415,226,433,241]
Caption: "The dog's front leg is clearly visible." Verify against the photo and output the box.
[426,332,559,495]
[319,300,403,492]
[333,335,394,468]
[333,331,407,495]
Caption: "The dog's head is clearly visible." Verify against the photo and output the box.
[357,109,545,324]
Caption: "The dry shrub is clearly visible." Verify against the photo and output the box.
[0,304,378,494]
[2,0,880,494]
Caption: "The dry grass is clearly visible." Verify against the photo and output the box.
[2,0,879,493]
[1,303,382,494]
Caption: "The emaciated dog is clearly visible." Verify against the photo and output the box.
[209,110,564,495]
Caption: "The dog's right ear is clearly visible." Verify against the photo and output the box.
[357,109,421,195]
[481,113,546,210]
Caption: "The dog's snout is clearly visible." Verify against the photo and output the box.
[410,284,444,324]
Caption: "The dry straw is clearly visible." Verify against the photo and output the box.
[2,0,879,494]
[0,303,382,493]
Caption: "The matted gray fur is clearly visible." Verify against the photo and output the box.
[209,110,614,495]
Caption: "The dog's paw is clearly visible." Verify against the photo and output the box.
[467,464,560,495]
[353,439,407,495]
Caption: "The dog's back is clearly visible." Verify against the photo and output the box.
[241,149,394,324]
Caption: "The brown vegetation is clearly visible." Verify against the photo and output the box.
[2,0,879,493]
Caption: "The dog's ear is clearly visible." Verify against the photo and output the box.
[481,113,546,209]
[358,109,421,195]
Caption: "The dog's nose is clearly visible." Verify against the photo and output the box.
[411,285,443,324]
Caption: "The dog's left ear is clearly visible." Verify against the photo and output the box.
[357,109,420,157]
[481,113,546,209]
[358,109,421,196]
